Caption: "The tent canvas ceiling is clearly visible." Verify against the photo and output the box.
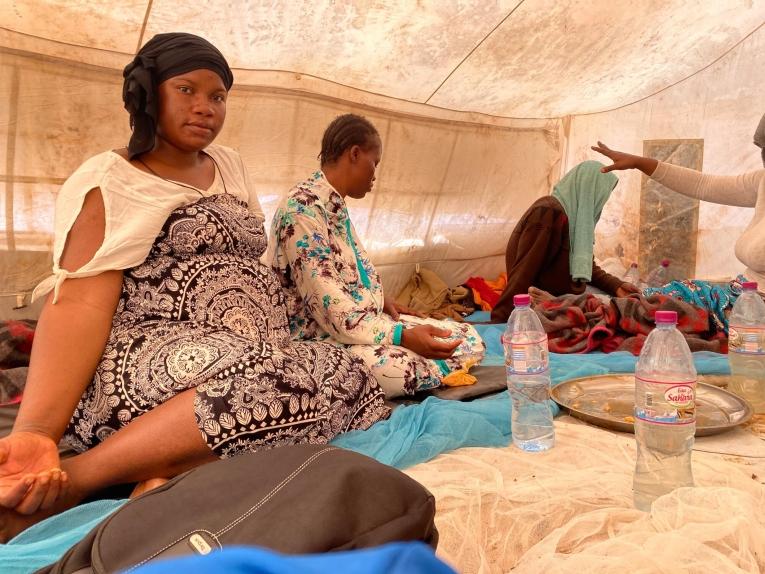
[3,0,764,117]
[1,1,765,318]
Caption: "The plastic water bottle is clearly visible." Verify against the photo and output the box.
[728,281,765,413]
[633,310,696,511]
[645,259,670,288]
[623,262,640,286]
[503,294,554,452]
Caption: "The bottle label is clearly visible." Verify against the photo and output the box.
[635,376,696,425]
[729,326,765,354]
[503,334,548,374]
[664,385,694,407]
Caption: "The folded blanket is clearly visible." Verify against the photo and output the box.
[534,293,726,355]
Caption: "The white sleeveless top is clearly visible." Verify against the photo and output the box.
[33,144,263,303]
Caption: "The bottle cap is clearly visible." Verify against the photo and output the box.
[660,259,670,267]
[742,281,758,290]
[630,262,638,268]
[655,310,677,324]
[514,294,531,306]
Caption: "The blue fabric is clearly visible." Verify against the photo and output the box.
[131,542,455,574]
[474,322,505,364]
[643,275,746,333]
[0,499,127,574]
[466,310,491,323]
[334,392,516,468]
[334,350,729,469]
[434,359,450,376]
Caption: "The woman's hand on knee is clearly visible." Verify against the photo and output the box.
[0,431,66,514]
[400,325,462,359]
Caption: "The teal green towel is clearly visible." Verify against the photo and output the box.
[552,161,617,282]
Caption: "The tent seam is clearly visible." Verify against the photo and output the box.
[135,0,154,54]
[424,0,527,104]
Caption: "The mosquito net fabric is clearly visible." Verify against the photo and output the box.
[405,417,765,573]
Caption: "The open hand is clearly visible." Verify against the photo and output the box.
[591,141,641,172]
[401,324,462,359]
[0,432,67,514]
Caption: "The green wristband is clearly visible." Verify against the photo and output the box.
[392,323,404,346]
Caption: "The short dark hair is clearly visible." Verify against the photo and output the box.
[319,114,379,165]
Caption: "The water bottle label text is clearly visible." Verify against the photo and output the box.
[729,326,765,354]
[635,376,696,425]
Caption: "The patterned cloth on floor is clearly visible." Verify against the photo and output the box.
[534,292,726,355]
[643,275,747,333]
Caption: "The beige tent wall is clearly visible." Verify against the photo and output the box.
[0,47,561,319]
[563,25,765,281]
[3,2,764,319]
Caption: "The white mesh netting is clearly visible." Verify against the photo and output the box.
[405,417,765,573]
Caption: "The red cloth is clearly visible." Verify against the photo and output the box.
[465,275,506,310]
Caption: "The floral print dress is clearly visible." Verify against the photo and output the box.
[63,192,388,457]
[270,171,484,398]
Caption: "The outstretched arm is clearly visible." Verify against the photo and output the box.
[591,141,658,176]
[1,188,122,513]
[593,141,762,208]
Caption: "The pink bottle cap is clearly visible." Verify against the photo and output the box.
[742,281,758,290]
[514,294,531,306]
[655,310,677,324]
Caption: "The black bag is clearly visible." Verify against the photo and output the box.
[39,444,438,574]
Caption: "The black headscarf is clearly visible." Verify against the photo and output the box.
[122,32,234,159]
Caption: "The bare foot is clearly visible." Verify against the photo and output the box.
[528,286,554,305]
[130,477,169,498]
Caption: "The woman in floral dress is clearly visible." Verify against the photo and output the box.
[271,114,484,398]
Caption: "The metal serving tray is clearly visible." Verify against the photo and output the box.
[551,373,753,436]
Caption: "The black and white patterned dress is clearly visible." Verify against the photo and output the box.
[62,193,388,457]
